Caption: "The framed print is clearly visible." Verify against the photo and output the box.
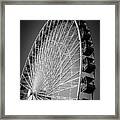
[0,0,119,119]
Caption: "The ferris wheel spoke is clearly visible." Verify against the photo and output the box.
[20,83,31,91]
[50,57,80,88]
[53,47,80,79]
[37,95,44,100]
[61,21,74,43]
[47,85,78,96]
[50,35,78,75]
[44,68,80,91]
[46,72,80,94]
[43,77,79,94]
[21,74,32,89]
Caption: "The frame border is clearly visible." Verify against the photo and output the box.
[0,0,119,119]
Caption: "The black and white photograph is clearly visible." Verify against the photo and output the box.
[20,20,100,100]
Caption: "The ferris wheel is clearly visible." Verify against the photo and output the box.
[20,20,96,100]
